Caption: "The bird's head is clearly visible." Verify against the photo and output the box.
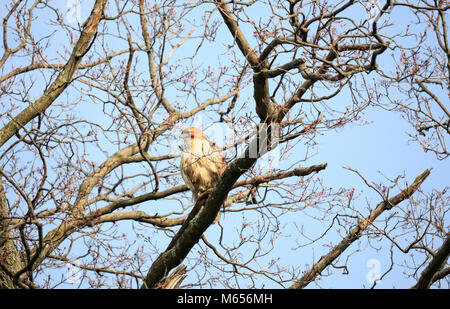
[181,127,206,141]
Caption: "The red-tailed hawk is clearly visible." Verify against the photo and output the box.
[180,127,226,222]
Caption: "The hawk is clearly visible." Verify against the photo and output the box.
[180,127,226,222]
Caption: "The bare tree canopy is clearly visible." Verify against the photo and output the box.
[0,0,448,289]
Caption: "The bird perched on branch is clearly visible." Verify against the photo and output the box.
[180,127,226,223]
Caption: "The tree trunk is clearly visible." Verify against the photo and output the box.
[0,177,24,288]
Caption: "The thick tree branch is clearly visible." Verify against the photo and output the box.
[214,0,276,121]
[431,267,450,285]
[0,176,25,288]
